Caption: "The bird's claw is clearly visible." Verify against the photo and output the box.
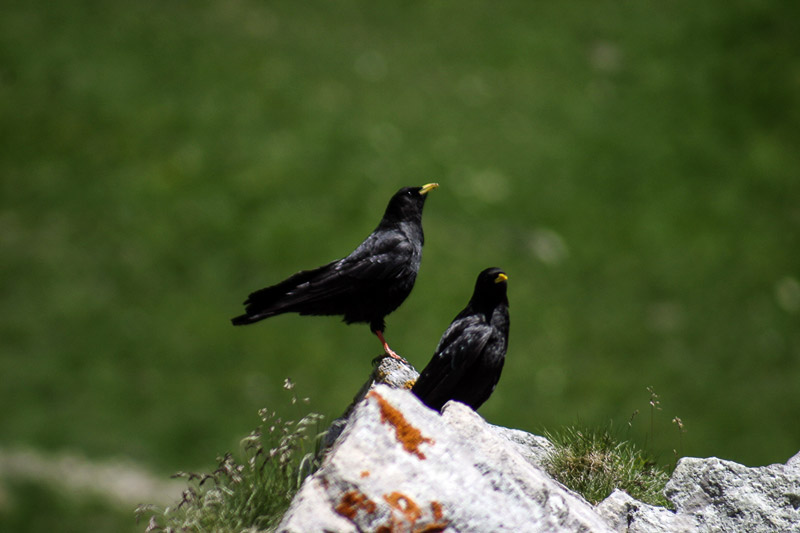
[372,350,409,365]
[384,348,409,363]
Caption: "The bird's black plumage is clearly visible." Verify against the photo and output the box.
[412,267,509,411]
[231,184,438,357]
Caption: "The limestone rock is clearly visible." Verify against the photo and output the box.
[596,489,697,533]
[663,455,800,532]
[490,424,554,469]
[319,355,420,451]
[597,453,800,533]
[278,385,614,533]
[277,357,800,532]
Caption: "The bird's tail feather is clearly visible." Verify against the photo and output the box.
[230,312,275,326]
[230,287,290,326]
[231,266,330,326]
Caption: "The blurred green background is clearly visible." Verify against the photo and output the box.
[2,0,799,530]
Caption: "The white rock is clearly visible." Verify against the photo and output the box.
[319,356,420,451]
[278,385,614,532]
[277,358,800,533]
[596,489,697,533]
[788,450,800,470]
[490,424,554,468]
[277,474,357,533]
[663,455,800,533]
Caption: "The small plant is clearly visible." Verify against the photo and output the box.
[542,387,685,508]
[137,379,324,532]
[671,416,686,466]
[645,385,662,449]
[543,425,671,507]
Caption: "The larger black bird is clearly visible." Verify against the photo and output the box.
[412,267,509,411]
[231,183,439,359]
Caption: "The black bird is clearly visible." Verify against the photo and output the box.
[412,267,509,411]
[231,183,439,359]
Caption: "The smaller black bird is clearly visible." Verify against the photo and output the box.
[412,267,509,411]
[231,183,439,359]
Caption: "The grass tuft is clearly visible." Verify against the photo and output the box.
[137,382,324,532]
[543,425,672,507]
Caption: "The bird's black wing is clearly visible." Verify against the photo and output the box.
[412,314,493,410]
[298,230,416,297]
[240,229,416,316]
[336,228,419,281]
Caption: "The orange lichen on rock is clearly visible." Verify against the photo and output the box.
[376,491,449,532]
[335,490,377,520]
[416,501,449,532]
[360,470,370,478]
[384,491,422,523]
[367,390,434,459]
[430,501,444,521]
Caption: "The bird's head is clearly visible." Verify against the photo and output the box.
[471,267,509,309]
[381,183,439,224]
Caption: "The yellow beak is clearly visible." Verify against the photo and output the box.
[494,273,508,284]
[419,183,439,195]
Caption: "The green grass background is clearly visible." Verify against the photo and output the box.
[2,0,799,530]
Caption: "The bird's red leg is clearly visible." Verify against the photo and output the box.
[375,330,406,362]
